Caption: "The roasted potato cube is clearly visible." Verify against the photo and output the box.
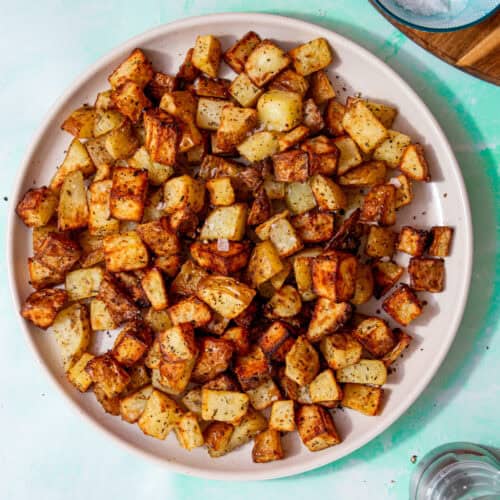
[158,323,197,363]
[190,241,250,275]
[129,146,174,186]
[140,267,168,310]
[252,429,284,463]
[307,298,352,342]
[372,260,404,298]
[289,38,332,76]
[204,422,234,457]
[61,106,96,138]
[310,175,346,211]
[302,98,324,134]
[408,257,445,293]
[35,232,81,274]
[320,332,363,370]
[338,161,387,187]
[168,296,212,327]
[353,317,395,357]
[285,336,319,386]
[266,285,302,319]
[234,346,269,390]
[88,180,120,236]
[175,412,204,450]
[67,352,95,392]
[222,326,250,356]
[342,99,388,153]
[268,218,303,258]
[365,226,397,258]
[223,31,261,73]
[94,89,114,110]
[352,263,374,305]
[310,369,342,404]
[57,170,89,231]
[382,329,412,366]
[255,210,289,240]
[90,298,116,331]
[127,363,151,392]
[206,177,235,206]
[93,385,120,415]
[269,69,309,97]
[112,325,149,367]
[245,40,291,87]
[296,404,341,451]
[159,90,197,123]
[325,100,346,136]
[269,400,295,432]
[103,232,148,272]
[136,219,180,256]
[111,81,150,122]
[361,184,396,226]
[171,260,208,296]
[85,135,114,167]
[285,182,317,215]
[97,274,140,325]
[394,174,413,208]
[237,131,280,162]
[336,359,387,385]
[192,35,221,78]
[201,389,249,423]
[225,407,267,452]
[397,226,429,256]
[262,177,285,200]
[291,211,334,244]
[32,222,59,253]
[246,377,281,411]
[196,98,228,131]
[333,136,363,176]
[114,271,149,307]
[229,72,263,107]
[182,388,202,416]
[247,240,283,287]
[16,187,58,228]
[104,120,139,160]
[65,267,103,301]
[428,226,454,257]
[144,339,162,370]
[110,167,148,222]
[373,130,411,168]
[138,389,183,439]
[200,204,247,241]
[341,383,383,416]
[258,321,291,359]
[257,90,302,132]
[143,308,171,335]
[278,125,310,152]
[192,76,230,99]
[215,105,257,152]
[109,48,153,88]
[157,357,196,395]
[300,136,339,176]
[399,143,430,181]
[146,71,176,102]
[203,374,239,392]
[177,47,200,82]
[312,251,357,302]
[21,288,68,329]
[310,70,336,104]
[191,337,234,384]
[143,109,179,165]
[85,353,130,397]
[292,248,322,301]
[120,384,153,423]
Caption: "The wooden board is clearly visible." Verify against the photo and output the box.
[372,4,500,86]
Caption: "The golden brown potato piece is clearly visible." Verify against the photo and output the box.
[307,298,352,343]
[204,421,234,457]
[175,412,205,451]
[309,369,342,404]
[97,273,140,325]
[170,260,208,297]
[143,109,179,166]
[300,135,339,176]
[110,167,148,222]
[136,218,180,257]
[296,404,341,451]
[269,400,295,432]
[177,48,200,82]
[94,385,121,415]
[120,384,153,423]
[167,296,212,328]
[206,177,235,206]
[258,321,291,359]
[352,263,374,305]
[289,38,333,76]
[245,40,291,87]
[88,180,120,237]
[285,336,319,386]
[246,376,282,411]
[140,267,168,311]
[333,136,363,176]
[21,288,68,329]
[408,257,445,293]
[310,70,336,105]
[365,226,397,258]
[112,81,151,122]
[103,232,148,272]
[252,429,284,463]
[229,72,263,108]
[341,383,383,416]
[399,143,431,182]
[373,130,411,168]
[85,353,131,398]
[192,35,221,78]
[234,346,270,390]
[338,161,386,187]
[222,326,250,356]
[302,98,324,134]
[146,72,177,102]
[104,120,139,160]
[383,284,424,326]
[108,48,153,89]
[190,241,250,275]
[192,337,234,383]
[397,226,429,257]
[381,330,413,366]
[352,317,396,357]
[325,101,346,136]
[157,357,196,396]
[16,187,58,228]
[336,359,387,385]
[67,353,95,392]
[112,322,150,367]
[320,332,363,370]
[57,170,89,231]
[361,184,396,226]
[269,69,309,97]
[372,260,404,298]
[61,106,96,138]
[224,31,261,73]
[35,232,81,274]
[158,323,197,363]
[215,105,257,153]
[201,389,249,424]
[310,174,346,211]
[272,150,309,183]
[428,226,454,257]
[278,125,310,152]
[203,374,240,392]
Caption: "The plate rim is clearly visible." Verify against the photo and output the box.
[6,12,473,481]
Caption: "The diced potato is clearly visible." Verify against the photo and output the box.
[258,321,292,360]
[353,317,395,357]
[65,267,103,301]
[112,324,150,367]
[120,385,153,423]
[338,161,386,187]
[325,101,346,136]
[203,374,239,392]
[266,285,302,318]
[141,267,168,310]
[143,307,171,334]
[252,429,284,463]
[285,336,319,386]
[408,257,445,293]
[237,131,280,162]
[341,383,383,416]
[257,90,302,132]
[215,105,257,152]
[336,359,387,385]
[373,130,411,168]
[103,232,148,272]
[302,98,324,134]
[352,263,374,305]
[269,69,309,97]
[159,90,197,122]
[206,177,235,206]
[310,175,346,211]
[171,260,208,296]
[90,299,116,331]
[381,330,413,366]
[109,167,148,222]
[204,422,234,457]
[21,288,68,329]
[182,388,202,416]
[246,377,281,411]
[399,144,431,181]
[289,38,332,76]
[157,357,196,395]
[97,274,140,325]
[127,364,151,392]
[394,174,413,208]
[85,353,131,398]
[196,275,256,319]
[175,412,205,450]
[296,404,341,451]
[136,219,180,257]
[93,109,125,137]
[312,251,357,302]
[342,99,388,154]
[50,303,91,371]
[196,98,229,131]
[291,211,334,244]
[269,400,295,432]
[372,260,404,298]
[366,226,396,258]
[167,296,212,328]
[67,352,95,392]
[201,389,250,423]
[85,135,114,167]
[397,226,429,256]
[224,31,261,73]
[320,332,363,370]
[272,150,309,183]
[16,187,58,228]
[34,232,81,276]
[247,240,284,287]
[108,48,153,89]
[267,218,303,258]
[245,40,291,87]
[61,106,96,138]
[292,248,322,301]
[192,76,230,99]
[229,72,263,107]
[88,180,120,236]
[190,241,250,275]
[105,120,139,160]
[158,323,197,363]
[57,170,89,231]
[111,81,150,122]
[129,146,174,186]
[310,70,336,104]
[143,109,178,165]
[300,136,339,176]
[285,182,317,215]
[177,47,200,82]
[227,407,268,452]
[307,298,352,342]
[234,346,270,390]
[147,71,176,102]
[137,389,183,440]
[200,204,247,241]
[278,125,310,152]
[428,226,454,257]
[310,369,342,403]
[361,184,396,226]
[192,35,221,78]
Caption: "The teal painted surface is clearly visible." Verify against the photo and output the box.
[0,1,498,498]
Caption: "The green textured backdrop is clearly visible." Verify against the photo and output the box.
[0,1,498,499]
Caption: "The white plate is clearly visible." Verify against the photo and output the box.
[7,13,472,480]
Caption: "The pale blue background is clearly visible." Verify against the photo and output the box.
[0,1,498,499]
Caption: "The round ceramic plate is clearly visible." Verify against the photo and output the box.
[7,13,472,480]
